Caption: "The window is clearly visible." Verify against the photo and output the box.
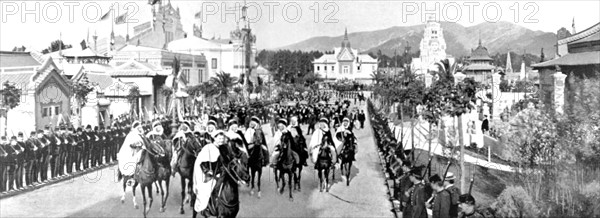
[343,66,349,74]
[41,105,60,118]
[317,66,320,71]
[181,69,190,81]
[54,106,60,115]
[42,107,49,117]
[198,69,204,82]
[432,30,437,34]
[357,66,361,71]
[325,66,327,71]
[211,58,217,69]
[332,66,334,71]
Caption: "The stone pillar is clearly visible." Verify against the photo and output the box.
[454,72,466,84]
[552,70,567,114]
[491,72,502,120]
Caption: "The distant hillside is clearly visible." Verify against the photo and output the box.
[277,21,556,58]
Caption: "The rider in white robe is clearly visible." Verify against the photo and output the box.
[193,130,226,212]
[117,121,145,177]
[309,118,337,165]
[270,118,289,167]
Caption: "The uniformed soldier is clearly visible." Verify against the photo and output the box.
[91,126,101,168]
[82,125,93,170]
[57,125,69,177]
[429,174,451,218]
[24,131,40,186]
[14,134,26,189]
[75,127,86,171]
[397,160,413,211]
[0,136,8,192]
[37,129,50,182]
[66,127,77,174]
[405,166,427,218]
[49,127,63,178]
[6,136,23,190]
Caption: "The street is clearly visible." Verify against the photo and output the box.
[0,104,393,218]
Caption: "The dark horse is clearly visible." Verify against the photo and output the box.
[289,127,306,192]
[150,137,172,212]
[274,132,299,201]
[247,141,265,198]
[194,143,251,218]
[315,134,334,192]
[338,131,357,186]
[120,137,165,218]
[174,134,204,214]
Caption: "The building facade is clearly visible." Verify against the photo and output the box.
[463,39,495,84]
[411,18,454,75]
[312,29,378,83]
[0,52,71,135]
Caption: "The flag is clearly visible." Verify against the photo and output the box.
[99,10,111,21]
[80,40,87,50]
[115,12,127,25]
[194,11,202,19]
[148,0,160,5]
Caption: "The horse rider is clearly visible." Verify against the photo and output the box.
[117,121,146,181]
[147,120,166,141]
[289,116,308,166]
[309,118,337,166]
[245,116,269,167]
[335,129,357,162]
[270,118,290,167]
[193,130,230,213]
[225,119,248,157]
[170,122,193,177]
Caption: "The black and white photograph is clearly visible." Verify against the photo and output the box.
[1,0,599,217]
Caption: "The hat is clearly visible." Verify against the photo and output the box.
[459,194,476,205]
[277,118,288,126]
[152,120,161,128]
[409,166,423,178]
[319,117,329,123]
[44,125,50,130]
[429,174,442,183]
[402,160,412,167]
[60,125,67,130]
[85,125,92,130]
[0,136,6,141]
[54,127,60,131]
[445,172,456,181]
[17,132,24,137]
[131,121,141,129]
[30,131,37,136]
[37,129,44,134]
[211,130,225,139]
[94,126,99,131]
[250,116,261,124]
[68,127,74,132]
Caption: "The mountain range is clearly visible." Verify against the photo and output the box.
[277,21,557,58]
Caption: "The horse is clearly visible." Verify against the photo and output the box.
[194,141,251,218]
[315,143,334,192]
[247,141,265,198]
[174,133,204,214]
[274,132,299,201]
[289,127,307,192]
[150,138,172,212]
[338,132,356,186]
[119,137,165,218]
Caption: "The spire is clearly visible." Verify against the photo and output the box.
[540,48,545,62]
[572,17,576,34]
[344,27,348,41]
[505,51,513,73]
[478,31,482,47]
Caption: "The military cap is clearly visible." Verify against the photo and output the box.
[94,126,99,131]
[250,116,261,124]
[409,166,424,178]
[10,136,17,140]
[0,136,6,141]
[37,129,44,134]
[44,125,51,130]
[85,125,92,130]
[445,172,456,181]
[77,127,83,132]
[17,132,24,137]
[30,131,37,136]
[68,127,74,132]
[402,160,412,167]
[429,174,442,183]
[60,125,67,130]
[458,194,476,205]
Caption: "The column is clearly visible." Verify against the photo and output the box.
[491,72,502,120]
[552,70,567,115]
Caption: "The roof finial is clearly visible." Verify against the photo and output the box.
[572,17,576,34]
[344,27,348,40]
[478,31,482,47]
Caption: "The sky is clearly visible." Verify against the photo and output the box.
[1,0,599,51]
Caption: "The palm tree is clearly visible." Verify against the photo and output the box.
[371,70,386,84]
[209,72,238,104]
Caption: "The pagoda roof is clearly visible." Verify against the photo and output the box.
[463,63,495,71]
[0,51,41,68]
[532,51,600,68]
[468,44,492,61]
[62,48,111,58]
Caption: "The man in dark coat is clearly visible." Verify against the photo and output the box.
[358,110,366,129]
[429,174,451,218]
[405,166,427,218]
[481,115,489,134]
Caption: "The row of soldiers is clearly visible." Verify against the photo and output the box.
[0,123,132,193]
[370,102,494,218]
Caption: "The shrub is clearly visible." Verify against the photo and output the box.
[492,186,539,218]
[581,181,600,217]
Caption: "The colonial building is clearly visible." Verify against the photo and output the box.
[463,39,495,84]
[532,22,600,114]
[0,52,71,135]
[411,18,454,75]
[312,29,378,84]
[167,25,257,80]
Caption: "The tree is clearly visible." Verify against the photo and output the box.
[67,77,96,126]
[1,81,23,136]
[12,46,26,52]
[41,40,72,54]
[127,86,141,119]
[209,72,238,104]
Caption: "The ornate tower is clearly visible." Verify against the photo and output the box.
[505,51,513,73]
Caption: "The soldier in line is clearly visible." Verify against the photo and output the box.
[5,136,22,190]
[405,166,427,218]
[444,172,461,218]
[0,136,8,192]
[428,174,452,218]
[397,160,413,212]
[38,129,50,182]
[56,126,69,177]
[74,127,85,172]
[13,134,26,189]
[24,131,39,186]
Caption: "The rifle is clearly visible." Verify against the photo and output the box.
[468,175,475,194]
[440,161,452,185]
[421,157,433,179]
